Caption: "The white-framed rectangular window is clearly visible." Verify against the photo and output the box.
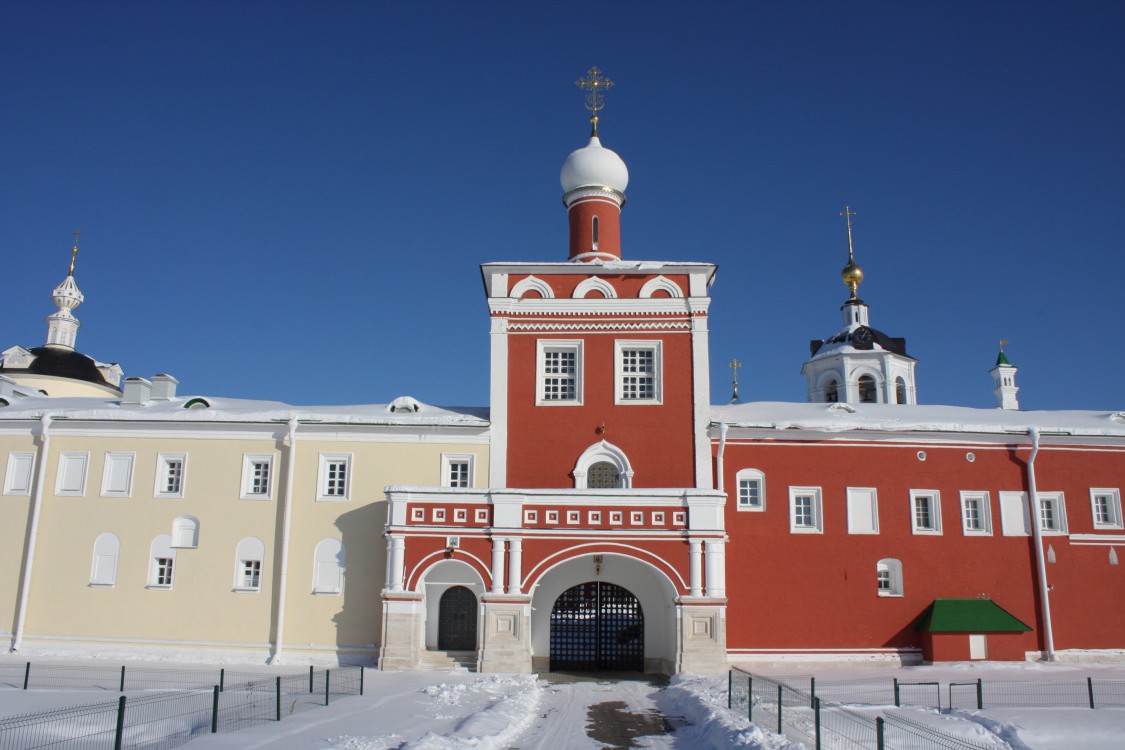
[999,491,1031,536]
[537,340,583,405]
[615,340,662,404]
[317,453,351,501]
[789,487,823,533]
[1037,492,1068,535]
[1091,489,1123,530]
[441,454,474,488]
[4,452,36,495]
[55,452,89,496]
[736,469,766,511]
[846,487,879,534]
[910,490,942,535]
[100,452,135,498]
[154,453,186,498]
[960,492,992,535]
[877,558,903,597]
[239,560,262,590]
[241,455,274,500]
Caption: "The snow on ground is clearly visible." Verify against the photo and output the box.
[5,658,1125,749]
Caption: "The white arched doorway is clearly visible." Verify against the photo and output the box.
[418,558,486,652]
[528,551,678,674]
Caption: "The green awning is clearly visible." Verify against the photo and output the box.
[914,599,1032,633]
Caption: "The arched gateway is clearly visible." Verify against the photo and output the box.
[438,585,478,651]
[550,581,643,672]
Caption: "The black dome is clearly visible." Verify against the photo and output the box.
[0,346,111,386]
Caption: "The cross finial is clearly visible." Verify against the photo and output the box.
[576,66,614,137]
[839,206,857,261]
[729,358,742,403]
[839,206,864,300]
[69,230,82,276]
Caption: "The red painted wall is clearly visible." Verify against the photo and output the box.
[505,328,698,488]
[718,439,1125,657]
[568,198,621,259]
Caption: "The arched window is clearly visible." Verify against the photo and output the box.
[90,533,120,586]
[735,469,766,511]
[313,539,345,594]
[172,516,199,548]
[148,534,176,588]
[572,440,634,489]
[876,558,903,597]
[592,215,599,250]
[895,377,907,405]
[234,537,265,591]
[587,462,620,489]
[823,378,839,403]
[858,375,877,403]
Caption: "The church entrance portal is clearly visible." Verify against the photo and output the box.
[549,581,644,672]
[437,585,477,650]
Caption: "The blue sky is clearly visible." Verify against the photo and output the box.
[2,1,1122,410]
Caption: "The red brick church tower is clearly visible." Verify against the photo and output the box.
[379,69,729,675]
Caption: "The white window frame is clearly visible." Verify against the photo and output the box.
[999,491,1031,536]
[524,509,538,524]
[1037,492,1068,535]
[147,534,176,589]
[312,538,345,595]
[100,452,135,498]
[172,516,199,549]
[90,532,120,587]
[614,340,663,404]
[910,490,942,535]
[55,452,89,496]
[960,491,993,535]
[536,339,583,405]
[735,469,766,511]
[441,453,474,488]
[1090,489,1123,530]
[846,487,880,534]
[154,453,186,498]
[4,452,36,496]
[877,558,904,597]
[234,537,265,592]
[316,453,352,501]
[789,487,824,533]
[241,454,274,500]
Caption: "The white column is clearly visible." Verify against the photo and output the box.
[389,535,406,593]
[490,537,507,594]
[689,539,703,597]
[507,537,523,594]
[384,535,396,589]
[704,539,726,597]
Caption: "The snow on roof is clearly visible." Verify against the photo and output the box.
[0,393,489,426]
[711,401,1125,438]
[481,260,715,271]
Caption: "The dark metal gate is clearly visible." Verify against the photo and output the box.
[550,581,644,672]
[438,585,477,650]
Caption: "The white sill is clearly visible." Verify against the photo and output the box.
[316,496,350,503]
[911,528,942,536]
[790,526,823,534]
[146,584,173,590]
[312,590,341,596]
[155,494,184,500]
[877,592,904,598]
[963,529,993,536]
[240,494,272,501]
[233,587,261,594]
[737,505,765,512]
[89,583,116,589]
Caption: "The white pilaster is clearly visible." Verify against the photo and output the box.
[389,535,405,592]
[689,539,703,597]
[490,537,507,594]
[507,537,523,594]
[704,539,726,597]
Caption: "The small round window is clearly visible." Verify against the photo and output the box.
[966,452,976,462]
[917,451,927,461]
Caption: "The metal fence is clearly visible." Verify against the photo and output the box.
[0,664,364,750]
[730,669,1019,750]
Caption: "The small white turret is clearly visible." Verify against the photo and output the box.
[44,238,85,351]
[990,343,1020,410]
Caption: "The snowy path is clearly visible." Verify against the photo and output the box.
[513,678,676,749]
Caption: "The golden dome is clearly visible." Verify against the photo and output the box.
[842,257,863,299]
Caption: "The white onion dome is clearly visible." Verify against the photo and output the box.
[51,275,84,312]
[560,136,629,195]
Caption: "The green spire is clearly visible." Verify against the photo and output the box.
[995,349,1011,367]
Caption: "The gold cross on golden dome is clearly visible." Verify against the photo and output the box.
[576,67,614,135]
[839,206,864,300]
[729,358,742,402]
[69,229,82,276]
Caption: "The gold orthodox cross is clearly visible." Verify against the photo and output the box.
[839,206,857,260]
[69,229,82,275]
[576,67,614,134]
[729,358,742,402]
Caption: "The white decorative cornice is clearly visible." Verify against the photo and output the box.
[572,277,617,299]
[509,275,554,299]
[639,275,684,299]
[507,321,691,332]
